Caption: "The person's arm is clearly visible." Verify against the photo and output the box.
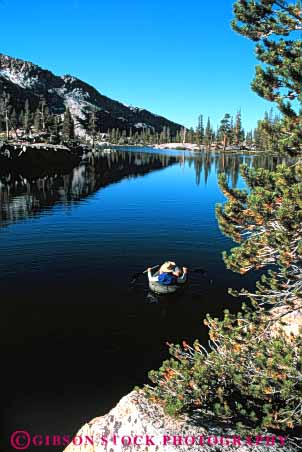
[148,268,159,282]
[177,267,188,284]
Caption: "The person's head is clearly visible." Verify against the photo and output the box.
[160,261,176,273]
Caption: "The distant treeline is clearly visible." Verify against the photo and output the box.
[0,91,283,152]
[108,111,282,152]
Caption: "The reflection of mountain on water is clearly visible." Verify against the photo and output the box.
[0,151,179,227]
[0,149,294,228]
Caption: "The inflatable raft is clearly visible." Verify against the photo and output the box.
[148,271,187,295]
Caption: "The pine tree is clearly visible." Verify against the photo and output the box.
[115,128,120,144]
[230,115,234,145]
[62,107,74,142]
[34,108,41,132]
[88,110,98,149]
[253,109,284,152]
[216,163,302,316]
[245,130,254,148]
[196,114,204,145]
[39,96,47,131]
[10,108,18,137]
[204,117,213,150]
[233,110,244,146]
[219,113,232,150]
[232,0,302,151]
[160,126,167,144]
[19,110,24,131]
[44,105,50,132]
[166,126,171,143]
[121,129,127,144]
[186,127,195,144]
[23,99,31,132]
[0,92,12,140]
[33,96,47,132]
[110,128,116,144]
[181,127,187,144]
[175,129,182,143]
[48,115,60,143]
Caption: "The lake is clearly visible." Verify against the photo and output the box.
[0,148,289,451]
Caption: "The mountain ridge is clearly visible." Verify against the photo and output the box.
[0,53,183,138]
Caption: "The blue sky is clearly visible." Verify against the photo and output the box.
[0,0,273,131]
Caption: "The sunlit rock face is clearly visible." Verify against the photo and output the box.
[271,306,302,338]
[63,391,296,452]
[0,53,182,138]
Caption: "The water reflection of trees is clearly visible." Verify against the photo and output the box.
[0,151,178,227]
[182,151,294,187]
[0,150,295,227]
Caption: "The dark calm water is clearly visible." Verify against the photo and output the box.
[0,148,290,451]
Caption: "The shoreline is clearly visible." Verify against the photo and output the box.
[105,143,267,155]
[0,140,289,176]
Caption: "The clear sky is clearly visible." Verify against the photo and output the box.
[0,0,273,131]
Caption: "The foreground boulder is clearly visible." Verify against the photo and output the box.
[63,391,298,452]
[271,306,302,338]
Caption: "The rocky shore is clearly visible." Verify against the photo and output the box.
[63,391,299,452]
[153,142,257,153]
[0,142,84,175]
[63,303,302,452]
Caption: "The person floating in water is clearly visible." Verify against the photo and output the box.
[148,261,188,286]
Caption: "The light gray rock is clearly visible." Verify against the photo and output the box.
[63,391,299,452]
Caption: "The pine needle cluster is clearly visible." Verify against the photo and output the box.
[232,0,302,152]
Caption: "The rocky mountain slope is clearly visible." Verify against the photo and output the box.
[0,53,183,138]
